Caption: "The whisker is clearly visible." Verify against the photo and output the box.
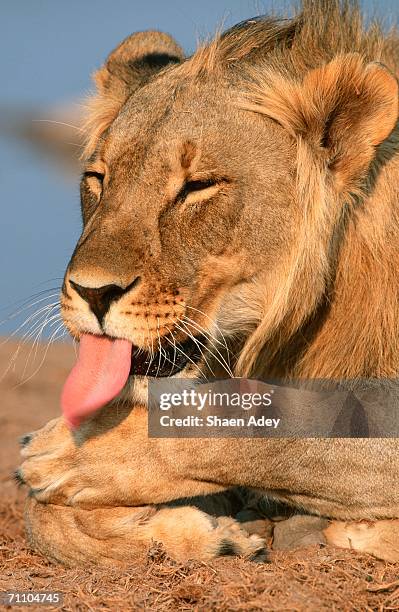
[0,293,60,327]
[20,308,60,345]
[183,313,226,350]
[14,322,66,389]
[165,325,178,371]
[0,344,21,382]
[144,325,151,377]
[154,336,183,375]
[185,304,231,354]
[1,304,60,380]
[35,277,64,286]
[182,314,227,351]
[163,325,179,373]
[182,315,233,375]
[159,342,169,374]
[162,334,206,379]
[145,319,155,376]
[20,312,62,378]
[156,319,163,378]
[174,321,217,378]
[30,312,63,366]
[178,319,234,378]
[17,307,59,347]
[31,119,84,132]
[0,303,58,346]
[0,286,61,315]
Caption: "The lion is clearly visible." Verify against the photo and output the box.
[17,0,399,566]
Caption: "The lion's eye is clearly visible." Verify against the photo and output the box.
[179,179,222,205]
[185,179,216,193]
[83,171,104,202]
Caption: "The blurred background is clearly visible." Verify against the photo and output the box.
[0,0,397,339]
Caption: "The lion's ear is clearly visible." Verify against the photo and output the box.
[298,54,398,189]
[248,54,398,192]
[94,31,184,102]
[84,31,184,156]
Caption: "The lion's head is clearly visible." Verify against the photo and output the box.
[60,1,399,425]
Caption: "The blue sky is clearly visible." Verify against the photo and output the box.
[0,0,397,335]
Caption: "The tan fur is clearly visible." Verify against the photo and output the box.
[19,1,399,565]
[324,520,399,563]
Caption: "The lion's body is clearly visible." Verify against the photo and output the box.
[19,0,399,565]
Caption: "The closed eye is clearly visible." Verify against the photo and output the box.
[178,179,225,205]
[84,170,104,182]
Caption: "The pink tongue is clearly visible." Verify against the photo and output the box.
[61,334,132,429]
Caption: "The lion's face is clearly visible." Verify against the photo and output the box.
[62,69,296,379]
[61,26,398,386]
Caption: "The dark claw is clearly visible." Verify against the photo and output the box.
[28,487,43,498]
[19,433,33,448]
[217,539,237,556]
[14,469,26,487]
[250,548,270,563]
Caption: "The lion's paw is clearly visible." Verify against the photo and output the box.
[17,417,107,506]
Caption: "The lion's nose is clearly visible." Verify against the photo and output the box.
[69,277,140,325]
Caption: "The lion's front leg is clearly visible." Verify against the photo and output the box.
[24,497,267,566]
[18,405,223,507]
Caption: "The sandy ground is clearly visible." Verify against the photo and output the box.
[1,339,399,611]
